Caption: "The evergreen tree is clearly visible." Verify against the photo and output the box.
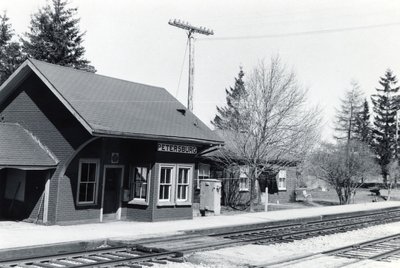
[212,67,247,130]
[334,81,364,142]
[354,99,373,145]
[21,0,95,72]
[0,11,24,85]
[371,70,400,184]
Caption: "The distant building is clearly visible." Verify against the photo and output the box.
[196,130,298,207]
[0,59,223,225]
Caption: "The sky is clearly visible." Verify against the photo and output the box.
[2,0,400,140]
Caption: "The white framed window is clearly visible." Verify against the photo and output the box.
[277,169,287,190]
[77,159,100,205]
[157,163,193,205]
[239,166,249,191]
[197,163,210,189]
[129,166,151,205]
[177,165,192,202]
[158,165,175,203]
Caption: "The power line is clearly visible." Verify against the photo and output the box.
[198,21,400,41]
[175,38,189,98]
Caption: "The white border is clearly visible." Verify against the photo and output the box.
[128,165,151,205]
[76,159,100,206]
[157,164,176,206]
[176,164,194,205]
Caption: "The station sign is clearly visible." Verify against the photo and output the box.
[157,143,197,154]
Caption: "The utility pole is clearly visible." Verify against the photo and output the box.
[169,19,214,112]
[396,110,399,159]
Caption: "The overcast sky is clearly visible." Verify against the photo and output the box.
[2,0,400,140]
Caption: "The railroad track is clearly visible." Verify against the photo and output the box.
[326,233,400,263]
[254,233,400,267]
[206,207,400,246]
[0,245,184,268]
[2,208,400,268]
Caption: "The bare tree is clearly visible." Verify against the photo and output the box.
[308,141,379,204]
[212,57,321,211]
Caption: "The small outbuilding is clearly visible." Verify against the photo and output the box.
[0,59,223,225]
[196,130,298,207]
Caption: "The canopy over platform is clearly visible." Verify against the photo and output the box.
[0,123,58,170]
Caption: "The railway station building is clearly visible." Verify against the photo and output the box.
[0,59,223,225]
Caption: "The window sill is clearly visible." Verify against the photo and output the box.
[76,202,97,206]
[157,201,175,207]
[278,189,287,192]
[128,200,149,206]
[176,201,192,206]
[239,189,249,192]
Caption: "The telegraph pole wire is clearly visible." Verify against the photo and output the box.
[169,19,214,112]
[175,38,189,98]
[198,21,400,42]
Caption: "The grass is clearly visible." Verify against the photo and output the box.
[220,187,400,215]
[309,187,400,204]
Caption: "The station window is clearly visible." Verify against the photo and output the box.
[77,159,99,205]
[239,166,249,191]
[277,169,287,191]
[129,166,151,204]
[177,166,191,201]
[158,164,193,205]
[159,165,175,202]
[197,163,210,189]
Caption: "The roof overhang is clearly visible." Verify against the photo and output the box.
[0,165,57,171]
[92,130,224,146]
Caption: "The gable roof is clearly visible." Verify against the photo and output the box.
[0,123,58,169]
[0,59,223,145]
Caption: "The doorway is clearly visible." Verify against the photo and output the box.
[101,166,123,221]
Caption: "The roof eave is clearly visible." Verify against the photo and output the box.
[92,129,224,146]
[0,164,58,170]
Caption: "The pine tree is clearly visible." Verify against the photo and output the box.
[21,0,95,72]
[212,67,247,130]
[354,99,373,145]
[334,81,364,142]
[371,70,400,185]
[0,11,24,85]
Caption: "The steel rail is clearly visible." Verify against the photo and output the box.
[169,212,400,254]
[214,210,400,242]
[0,245,128,266]
[325,233,400,262]
[250,233,400,268]
[0,247,183,268]
[209,208,400,238]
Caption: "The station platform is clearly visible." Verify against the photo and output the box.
[0,201,399,250]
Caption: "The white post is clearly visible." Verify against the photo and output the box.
[43,175,50,224]
[265,187,268,211]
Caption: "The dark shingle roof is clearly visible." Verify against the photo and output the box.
[27,59,222,145]
[0,123,58,168]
